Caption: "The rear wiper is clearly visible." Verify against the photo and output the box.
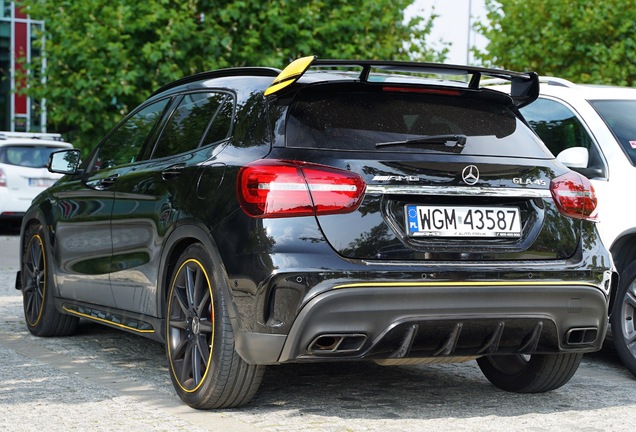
[375,134,467,151]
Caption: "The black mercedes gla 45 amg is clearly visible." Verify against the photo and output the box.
[17,57,616,409]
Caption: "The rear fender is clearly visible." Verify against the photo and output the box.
[157,223,239,340]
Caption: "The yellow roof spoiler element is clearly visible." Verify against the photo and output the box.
[264,55,316,96]
[263,56,539,107]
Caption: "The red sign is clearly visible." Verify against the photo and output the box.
[13,6,28,117]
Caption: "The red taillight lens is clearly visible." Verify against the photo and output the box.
[237,160,366,218]
[550,171,598,220]
[0,168,6,187]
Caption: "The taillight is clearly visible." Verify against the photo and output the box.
[550,171,597,220]
[0,168,6,187]
[237,160,366,218]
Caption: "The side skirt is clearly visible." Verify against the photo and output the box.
[55,299,166,343]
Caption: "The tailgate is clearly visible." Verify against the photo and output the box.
[314,156,576,261]
[277,83,580,262]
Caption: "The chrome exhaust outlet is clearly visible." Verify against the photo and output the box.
[565,327,598,345]
[308,334,367,353]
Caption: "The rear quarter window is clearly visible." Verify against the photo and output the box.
[284,90,552,159]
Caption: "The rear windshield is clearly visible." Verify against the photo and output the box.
[589,100,636,165]
[0,145,65,168]
[285,90,551,158]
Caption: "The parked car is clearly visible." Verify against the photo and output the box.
[506,78,636,378]
[16,57,615,409]
[0,132,74,227]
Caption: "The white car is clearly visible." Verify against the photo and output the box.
[494,77,636,377]
[0,132,73,226]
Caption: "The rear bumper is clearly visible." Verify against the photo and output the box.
[0,186,32,219]
[234,282,610,365]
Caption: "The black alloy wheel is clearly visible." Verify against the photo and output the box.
[22,224,78,336]
[166,243,264,409]
[23,230,46,327]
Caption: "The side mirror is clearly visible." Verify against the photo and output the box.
[557,147,589,169]
[48,149,82,174]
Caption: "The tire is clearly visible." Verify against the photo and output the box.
[477,352,582,393]
[165,243,265,409]
[611,260,636,377]
[21,224,78,337]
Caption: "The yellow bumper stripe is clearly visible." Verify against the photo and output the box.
[333,281,600,289]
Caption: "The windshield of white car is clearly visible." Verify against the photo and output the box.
[590,100,636,165]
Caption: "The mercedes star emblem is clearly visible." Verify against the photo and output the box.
[462,165,479,185]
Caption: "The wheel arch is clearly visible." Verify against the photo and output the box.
[157,223,239,337]
[19,197,62,259]
[610,230,636,275]
[18,207,59,291]
[609,230,636,315]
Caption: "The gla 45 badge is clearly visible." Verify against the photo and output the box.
[513,177,547,186]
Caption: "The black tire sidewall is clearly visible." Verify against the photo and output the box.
[477,353,582,393]
[22,224,63,336]
[165,243,235,408]
[477,355,539,392]
[610,260,636,376]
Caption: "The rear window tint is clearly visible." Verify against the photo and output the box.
[0,145,66,168]
[285,91,551,158]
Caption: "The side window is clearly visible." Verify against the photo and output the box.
[151,92,233,159]
[202,96,233,145]
[521,98,595,157]
[91,98,170,172]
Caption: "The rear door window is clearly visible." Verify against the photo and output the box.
[285,90,551,158]
[151,92,233,159]
[90,98,170,172]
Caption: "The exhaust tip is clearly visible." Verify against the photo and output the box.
[308,333,367,353]
[565,327,598,345]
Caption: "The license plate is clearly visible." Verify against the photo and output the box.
[29,178,57,187]
[406,205,522,237]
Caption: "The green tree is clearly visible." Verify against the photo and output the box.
[21,0,445,150]
[476,0,636,85]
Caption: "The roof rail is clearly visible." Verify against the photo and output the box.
[150,67,281,97]
[0,131,63,141]
[265,56,540,107]
[539,76,577,88]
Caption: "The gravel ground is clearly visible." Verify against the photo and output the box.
[2,234,636,431]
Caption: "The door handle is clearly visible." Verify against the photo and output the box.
[92,174,119,190]
[162,163,185,180]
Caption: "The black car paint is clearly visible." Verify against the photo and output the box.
[19,70,613,366]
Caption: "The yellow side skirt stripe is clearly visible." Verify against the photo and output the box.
[63,306,155,334]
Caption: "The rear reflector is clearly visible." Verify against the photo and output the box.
[237,160,366,218]
[550,171,597,220]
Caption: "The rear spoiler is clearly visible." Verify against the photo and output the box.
[265,56,539,107]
